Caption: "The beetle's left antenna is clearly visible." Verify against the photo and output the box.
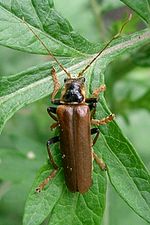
[78,14,132,77]
[22,18,71,78]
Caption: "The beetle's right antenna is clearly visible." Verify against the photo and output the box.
[78,14,132,77]
[22,18,71,78]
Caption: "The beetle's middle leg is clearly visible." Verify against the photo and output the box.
[36,136,60,192]
[91,128,106,170]
[91,114,115,126]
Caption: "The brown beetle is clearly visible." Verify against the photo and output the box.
[23,15,131,193]
[38,75,114,193]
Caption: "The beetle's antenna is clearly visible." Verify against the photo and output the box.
[22,18,71,78]
[78,14,132,77]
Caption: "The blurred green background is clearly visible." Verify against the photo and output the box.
[0,0,150,225]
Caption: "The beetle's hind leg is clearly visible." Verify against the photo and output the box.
[91,128,106,170]
[93,152,106,171]
[36,136,60,192]
[47,136,60,169]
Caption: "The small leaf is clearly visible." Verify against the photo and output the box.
[120,0,150,24]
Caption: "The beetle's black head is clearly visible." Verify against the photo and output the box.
[61,77,86,103]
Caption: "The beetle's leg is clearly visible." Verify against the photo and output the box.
[86,98,97,119]
[86,85,106,118]
[85,98,97,104]
[93,152,106,170]
[46,136,59,169]
[92,84,106,99]
[91,128,99,146]
[51,67,61,103]
[91,128,106,170]
[36,136,60,192]
[36,169,58,193]
[47,106,59,129]
[50,122,59,130]
[91,114,115,125]
[47,106,58,121]
[49,67,62,105]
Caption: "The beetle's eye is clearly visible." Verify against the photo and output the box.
[64,78,67,83]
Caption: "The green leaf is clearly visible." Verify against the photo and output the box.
[120,0,150,24]
[23,165,64,225]
[0,29,150,133]
[23,163,106,225]
[0,0,98,56]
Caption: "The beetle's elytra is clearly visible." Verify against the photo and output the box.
[22,15,131,193]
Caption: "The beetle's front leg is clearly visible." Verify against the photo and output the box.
[86,84,106,118]
[86,98,97,119]
[51,67,61,102]
[49,67,63,110]
[91,128,106,170]
[86,84,106,105]
[36,136,60,192]
[92,84,106,99]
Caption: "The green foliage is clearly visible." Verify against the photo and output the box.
[120,0,150,24]
[0,0,150,225]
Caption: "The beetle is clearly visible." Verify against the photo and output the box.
[23,15,131,193]
[36,74,114,193]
